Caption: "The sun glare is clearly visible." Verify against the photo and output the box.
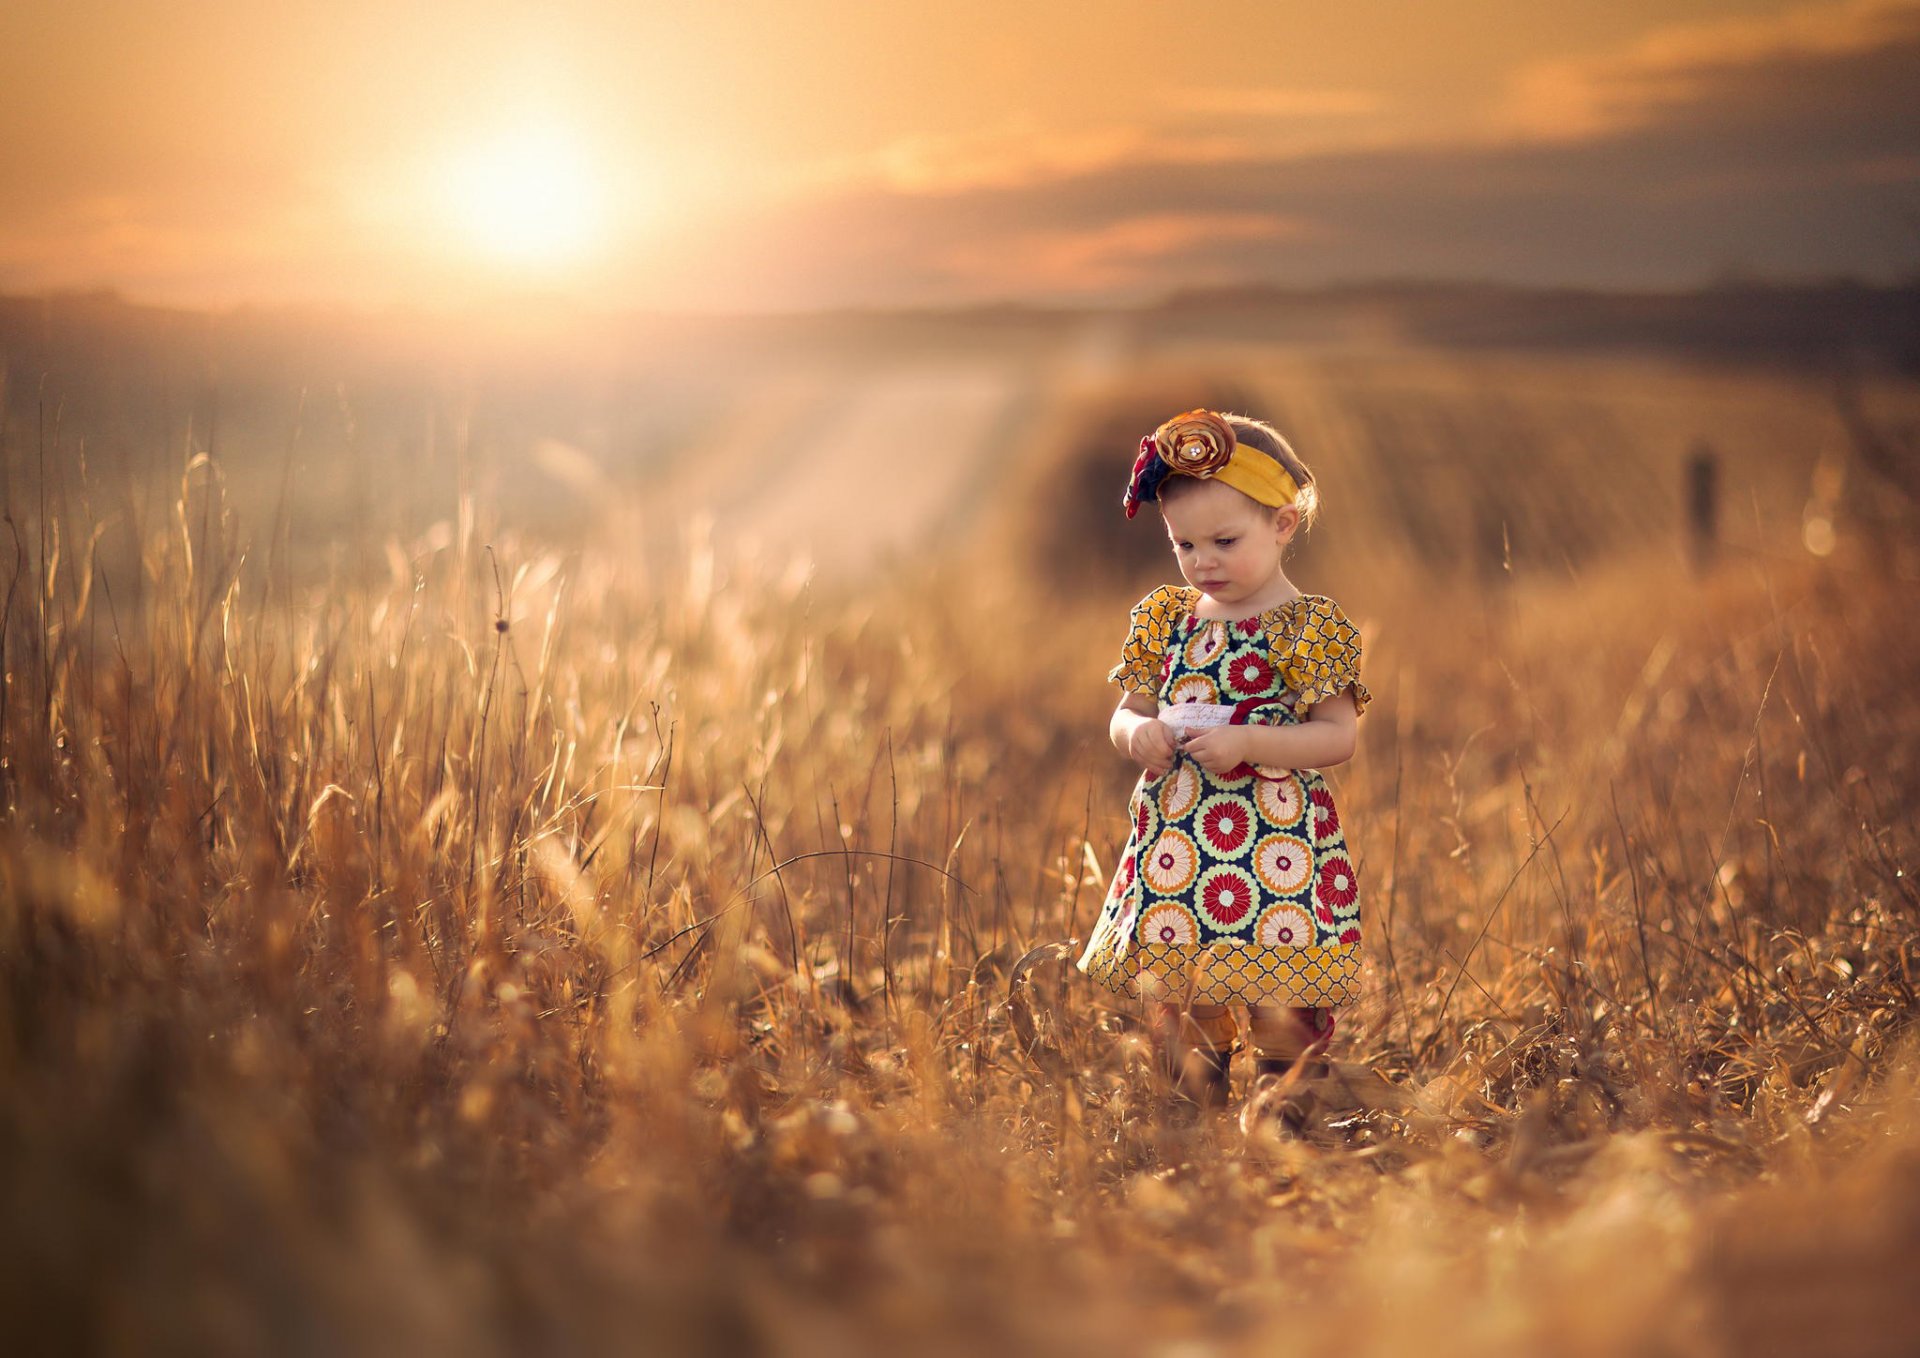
[441,124,607,268]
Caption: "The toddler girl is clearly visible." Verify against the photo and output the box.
[1077,410,1369,1112]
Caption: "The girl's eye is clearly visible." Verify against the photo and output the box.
[1216,538,1237,548]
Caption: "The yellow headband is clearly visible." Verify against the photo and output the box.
[1132,410,1299,513]
[1212,446,1300,508]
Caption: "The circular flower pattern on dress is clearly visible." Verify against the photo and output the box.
[1142,827,1199,895]
[1107,853,1135,902]
[1184,622,1229,669]
[1195,864,1257,930]
[1167,673,1220,706]
[1157,762,1201,821]
[1315,852,1359,913]
[1207,759,1253,792]
[1195,793,1254,858]
[1255,903,1314,948]
[1139,902,1198,948]
[1223,647,1277,700]
[1338,926,1361,944]
[1254,772,1305,828]
[1251,832,1313,897]
[1309,785,1341,842]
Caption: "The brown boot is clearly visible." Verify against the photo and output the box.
[1169,1040,1232,1109]
[1247,1007,1336,1132]
[1251,1053,1330,1082]
[1152,1005,1238,1111]
[1250,1055,1325,1131]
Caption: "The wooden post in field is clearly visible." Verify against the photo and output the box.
[1687,442,1719,574]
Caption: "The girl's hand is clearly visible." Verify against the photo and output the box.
[1179,725,1249,775]
[1128,718,1177,778]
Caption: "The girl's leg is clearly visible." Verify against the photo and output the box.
[1148,1002,1238,1108]
[1246,1004,1335,1081]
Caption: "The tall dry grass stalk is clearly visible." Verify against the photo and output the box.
[1,448,1916,1357]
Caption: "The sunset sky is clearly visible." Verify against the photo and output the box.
[3,0,1917,312]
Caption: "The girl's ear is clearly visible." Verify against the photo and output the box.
[1274,505,1301,543]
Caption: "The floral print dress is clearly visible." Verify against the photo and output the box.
[1077,586,1371,1007]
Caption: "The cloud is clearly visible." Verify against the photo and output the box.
[671,0,1920,307]
[1495,0,1920,142]
[1162,88,1386,121]
[783,124,1248,198]
[930,212,1317,296]
[786,89,1392,202]
[8,0,1916,310]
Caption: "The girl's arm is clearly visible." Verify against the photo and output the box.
[1181,690,1359,772]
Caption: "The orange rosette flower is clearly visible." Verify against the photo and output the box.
[1151,410,1236,476]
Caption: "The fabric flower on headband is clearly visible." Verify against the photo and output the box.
[1122,436,1170,519]
[1123,410,1238,519]
[1122,408,1300,518]
[1156,410,1236,475]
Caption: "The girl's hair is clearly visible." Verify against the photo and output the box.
[1157,413,1320,531]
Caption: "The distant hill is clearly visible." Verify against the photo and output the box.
[3,278,1916,376]
[1147,279,1920,375]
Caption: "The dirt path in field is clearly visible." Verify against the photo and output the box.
[650,359,1041,574]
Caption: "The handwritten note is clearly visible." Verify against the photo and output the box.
[1158,702,1236,740]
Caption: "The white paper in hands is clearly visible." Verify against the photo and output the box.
[1158,702,1237,743]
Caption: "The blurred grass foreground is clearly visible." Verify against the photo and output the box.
[3,291,1920,1356]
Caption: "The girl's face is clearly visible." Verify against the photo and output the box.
[1159,478,1298,608]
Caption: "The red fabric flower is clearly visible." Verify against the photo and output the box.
[1199,801,1251,854]
[1227,652,1275,693]
[1200,872,1252,926]
[1316,854,1358,910]
[1122,437,1158,519]
[1310,786,1340,839]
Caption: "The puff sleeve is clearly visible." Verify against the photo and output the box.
[1271,596,1372,716]
[1106,585,1190,696]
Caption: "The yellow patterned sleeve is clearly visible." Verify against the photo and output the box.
[1106,585,1188,696]
[1274,596,1372,716]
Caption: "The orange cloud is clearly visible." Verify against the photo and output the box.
[674,0,1920,310]
[788,123,1250,198]
[933,212,1314,295]
[1164,88,1386,120]
[790,87,1393,201]
[1496,0,1920,142]
[5,0,1915,310]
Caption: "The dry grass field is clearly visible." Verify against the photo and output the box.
[2,302,1919,1356]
